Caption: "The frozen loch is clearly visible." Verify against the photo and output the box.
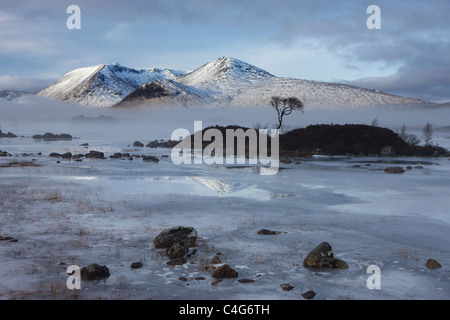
[0,102,449,300]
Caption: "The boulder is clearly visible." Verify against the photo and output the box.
[146,140,159,148]
[302,242,349,269]
[301,290,316,300]
[130,262,143,269]
[49,152,62,158]
[81,264,110,280]
[85,150,106,159]
[426,259,442,268]
[380,146,396,157]
[384,167,405,174]
[280,284,295,291]
[133,141,144,148]
[110,152,131,159]
[143,155,159,162]
[154,226,197,249]
[212,264,238,279]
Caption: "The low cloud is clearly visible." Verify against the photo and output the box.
[0,75,55,92]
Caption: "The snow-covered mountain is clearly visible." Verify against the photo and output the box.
[178,56,275,86]
[38,57,430,108]
[38,63,185,107]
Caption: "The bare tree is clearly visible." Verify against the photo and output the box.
[270,96,304,130]
[422,122,433,146]
[398,124,421,146]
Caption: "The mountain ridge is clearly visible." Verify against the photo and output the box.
[37,57,431,108]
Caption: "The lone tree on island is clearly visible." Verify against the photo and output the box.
[270,96,304,130]
[422,122,433,146]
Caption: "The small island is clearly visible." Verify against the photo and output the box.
[32,132,72,141]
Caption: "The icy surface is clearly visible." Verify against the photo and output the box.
[0,101,449,300]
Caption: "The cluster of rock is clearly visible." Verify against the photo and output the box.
[33,132,72,141]
[48,150,161,163]
[384,165,425,173]
[132,140,178,149]
[145,139,179,149]
[65,227,444,299]
[49,150,106,160]
[154,226,198,266]
[153,226,243,285]
[0,130,17,138]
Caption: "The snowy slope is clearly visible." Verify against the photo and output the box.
[176,57,428,108]
[38,64,185,107]
[203,76,428,108]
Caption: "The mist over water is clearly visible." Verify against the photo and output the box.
[1,96,450,145]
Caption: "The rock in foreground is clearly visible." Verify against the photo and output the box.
[212,264,239,279]
[426,259,442,268]
[81,264,110,280]
[302,290,316,299]
[302,242,349,269]
[154,226,198,249]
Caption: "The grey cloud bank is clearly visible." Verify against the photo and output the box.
[0,0,448,102]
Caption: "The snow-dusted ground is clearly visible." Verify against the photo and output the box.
[0,99,449,300]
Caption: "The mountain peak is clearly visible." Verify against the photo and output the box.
[178,56,274,86]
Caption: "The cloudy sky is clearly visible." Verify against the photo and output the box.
[0,0,449,102]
